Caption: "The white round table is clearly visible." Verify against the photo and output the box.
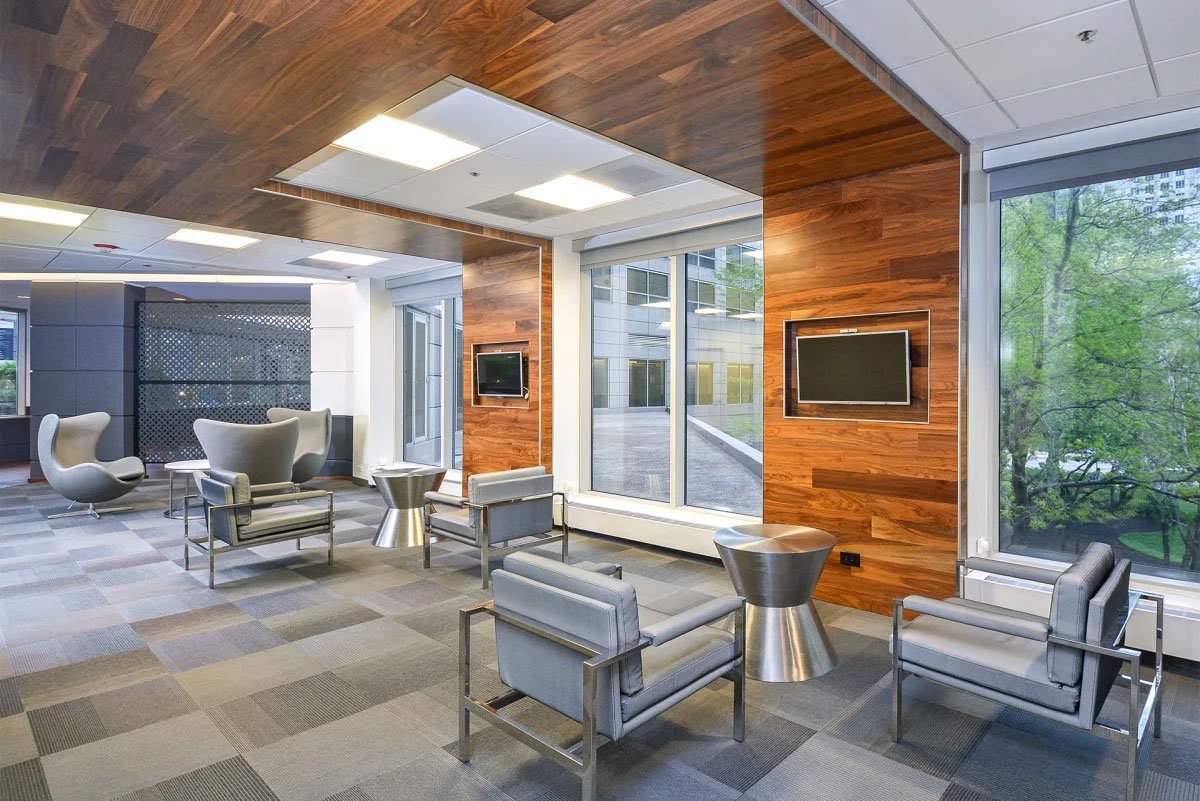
[163,459,210,519]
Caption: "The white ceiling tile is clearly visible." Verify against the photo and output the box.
[307,150,422,189]
[825,0,946,67]
[1154,52,1200,94]
[1134,0,1200,61]
[369,171,503,215]
[137,240,240,262]
[204,237,323,268]
[0,219,75,248]
[46,251,132,271]
[896,52,990,114]
[910,0,1107,47]
[958,2,1147,99]
[432,150,557,194]
[489,123,629,175]
[59,227,163,253]
[1001,66,1157,127]
[0,244,57,269]
[405,87,546,148]
[288,172,379,200]
[448,208,548,230]
[944,102,1017,139]
[79,209,180,238]
[0,192,95,216]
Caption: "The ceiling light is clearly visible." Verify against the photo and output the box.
[641,300,671,309]
[516,176,631,211]
[173,297,187,301]
[744,249,764,259]
[0,201,88,227]
[17,295,30,299]
[166,228,259,249]
[334,116,478,170]
[308,250,387,266]
[694,307,727,316]
[730,312,763,320]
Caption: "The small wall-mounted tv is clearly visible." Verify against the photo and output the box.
[476,351,525,398]
[795,330,910,405]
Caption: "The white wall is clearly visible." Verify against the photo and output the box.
[310,283,355,417]
[551,237,583,494]
[352,279,396,481]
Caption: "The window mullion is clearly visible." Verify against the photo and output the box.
[668,254,686,508]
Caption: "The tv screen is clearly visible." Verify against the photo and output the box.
[795,330,910,405]
[476,351,524,397]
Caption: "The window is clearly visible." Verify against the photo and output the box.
[592,358,609,408]
[453,315,463,470]
[686,278,716,312]
[626,267,668,306]
[402,306,433,457]
[0,309,22,416]
[998,167,1200,581]
[686,362,713,405]
[1177,180,1186,189]
[591,259,671,502]
[724,287,758,314]
[401,298,461,468]
[592,267,612,302]
[726,364,754,404]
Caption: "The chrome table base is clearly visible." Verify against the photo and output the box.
[743,602,836,682]
[373,507,427,548]
[371,467,446,548]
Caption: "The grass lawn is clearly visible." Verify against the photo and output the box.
[1119,529,1186,564]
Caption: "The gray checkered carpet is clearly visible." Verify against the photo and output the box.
[1,479,1197,801]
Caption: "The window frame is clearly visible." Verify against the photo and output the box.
[0,307,27,418]
[625,266,669,307]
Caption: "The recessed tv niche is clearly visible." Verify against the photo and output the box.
[476,351,525,398]
[795,330,911,405]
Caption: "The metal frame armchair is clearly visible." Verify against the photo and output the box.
[183,468,334,588]
[459,553,746,801]
[892,543,1164,801]
[38,412,145,518]
[193,417,300,496]
[424,466,568,588]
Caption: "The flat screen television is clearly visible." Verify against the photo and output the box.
[476,351,525,398]
[795,330,910,405]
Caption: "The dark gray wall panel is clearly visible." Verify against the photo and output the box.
[30,370,77,415]
[76,282,137,326]
[75,326,133,371]
[29,283,77,326]
[78,370,134,416]
[30,325,77,370]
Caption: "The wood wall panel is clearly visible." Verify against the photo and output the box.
[762,157,961,615]
[461,247,552,484]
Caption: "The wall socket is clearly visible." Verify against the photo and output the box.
[839,551,861,567]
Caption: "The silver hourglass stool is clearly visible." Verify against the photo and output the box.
[371,467,446,548]
[714,523,838,682]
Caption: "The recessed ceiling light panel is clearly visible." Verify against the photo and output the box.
[334,116,479,170]
[0,201,88,227]
[515,175,631,211]
[308,250,387,266]
[166,228,259,249]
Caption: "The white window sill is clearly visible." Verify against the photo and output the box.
[567,490,759,530]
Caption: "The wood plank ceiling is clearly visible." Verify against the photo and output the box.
[0,0,959,235]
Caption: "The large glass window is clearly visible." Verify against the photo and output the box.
[591,257,671,502]
[401,297,462,469]
[0,309,21,416]
[685,245,763,516]
[999,167,1200,580]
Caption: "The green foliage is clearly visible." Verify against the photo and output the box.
[999,174,1200,573]
[0,359,15,408]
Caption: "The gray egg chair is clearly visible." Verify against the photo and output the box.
[38,412,146,519]
[193,417,299,495]
[266,408,332,485]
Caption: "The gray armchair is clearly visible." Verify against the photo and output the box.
[193,417,299,495]
[38,412,145,518]
[266,407,332,485]
[424,466,567,588]
[184,468,334,588]
[459,553,746,801]
[892,543,1164,801]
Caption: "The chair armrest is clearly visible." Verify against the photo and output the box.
[214,489,332,511]
[640,595,744,646]
[425,491,465,508]
[251,481,298,497]
[902,596,1049,641]
[963,557,1063,586]
[575,561,622,578]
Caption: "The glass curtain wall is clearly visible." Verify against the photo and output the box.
[590,257,672,501]
[589,242,764,515]
[401,297,464,470]
[0,309,21,416]
[998,166,1200,581]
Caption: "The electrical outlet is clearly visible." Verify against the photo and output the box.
[839,551,861,567]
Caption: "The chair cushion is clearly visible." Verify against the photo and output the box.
[238,506,331,540]
[1048,543,1114,685]
[897,614,1079,712]
[429,509,476,541]
[620,625,737,722]
[105,456,146,481]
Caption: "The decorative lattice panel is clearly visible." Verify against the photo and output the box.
[137,302,311,463]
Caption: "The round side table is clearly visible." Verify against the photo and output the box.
[163,459,210,519]
[372,467,447,548]
[714,523,838,682]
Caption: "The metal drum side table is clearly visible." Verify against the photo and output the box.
[714,523,838,682]
[163,459,210,519]
[372,467,446,548]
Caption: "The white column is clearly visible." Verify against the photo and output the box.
[551,237,582,495]
[310,283,355,416]
[351,278,396,482]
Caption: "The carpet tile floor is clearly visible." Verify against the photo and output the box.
[0,478,1197,801]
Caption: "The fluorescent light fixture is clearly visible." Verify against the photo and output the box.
[694,307,727,316]
[516,175,631,211]
[744,249,764,259]
[0,201,88,227]
[166,228,259,249]
[641,300,671,309]
[730,312,763,320]
[334,116,478,170]
[308,249,387,266]
[17,295,30,299]
[0,273,342,284]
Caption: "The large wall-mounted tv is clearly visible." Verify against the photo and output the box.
[476,351,525,398]
[795,330,910,405]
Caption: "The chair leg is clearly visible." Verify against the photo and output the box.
[208,531,216,589]
[327,526,334,565]
[892,662,903,743]
[581,664,599,801]
[296,538,302,551]
[458,607,472,763]
[561,530,569,563]
[733,601,746,742]
[479,534,490,590]
[183,503,190,570]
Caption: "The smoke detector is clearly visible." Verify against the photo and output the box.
[1077,29,1098,43]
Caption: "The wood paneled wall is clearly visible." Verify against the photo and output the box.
[762,157,962,615]
[461,246,552,484]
